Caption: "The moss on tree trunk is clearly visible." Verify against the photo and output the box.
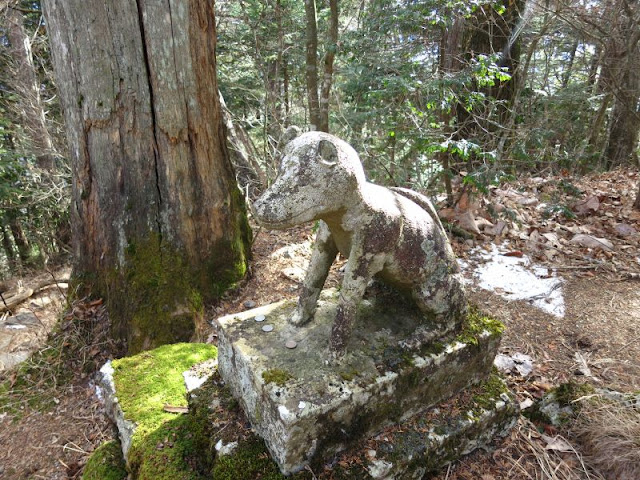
[105,230,249,353]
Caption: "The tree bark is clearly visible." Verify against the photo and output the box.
[6,4,56,171]
[6,211,30,263]
[43,0,251,353]
[601,0,640,169]
[304,0,321,130]
[318,0,338,133]
[1,222,15,264]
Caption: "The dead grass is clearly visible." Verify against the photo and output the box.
[505,418,604,480]
[572,394,640,480]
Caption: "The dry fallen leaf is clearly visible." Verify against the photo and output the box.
[570,233,613,251]
[573,196,600,215]
[541,434,574,453]
[475,217,494,230]
[614,223,637,237]
[163,404,189,414]
[502,250,523,257]
[455,210,481,235]
[487,220,507,236]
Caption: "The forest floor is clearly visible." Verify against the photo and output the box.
[1,167,640,479]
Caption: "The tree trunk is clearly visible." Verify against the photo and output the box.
[43,0,251,353]
[304,0,321,130]
[603,44,640,167]
[318,0,338,133]
[1,222,16,266]
[587,45,602,89]
[6,4,56,171]
[220,92,266,200]
[604,87,640,168]
[438,17,466,205]
[457,0,526,139]
[6,211,30,263]
[561,39,579,89]
[600,1,640,169]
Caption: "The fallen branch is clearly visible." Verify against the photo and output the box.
[0,278,69,313]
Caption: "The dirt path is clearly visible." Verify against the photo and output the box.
[0,268,70,371]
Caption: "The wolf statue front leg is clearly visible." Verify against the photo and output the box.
[329,239,385,359]
[291,222,338,326]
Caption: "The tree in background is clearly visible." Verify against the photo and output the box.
[599,0,640,169]
[304,0,339,132]
[1,1,70,274]
[217,0,307,175]
[43,0,251,353]
[6,3,55,171]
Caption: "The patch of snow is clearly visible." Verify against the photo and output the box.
[461,243,565,317]
[183,358,217,392]
[94,382,104,401]
[183,370,207,392]
[5,324,26,330]
[278,404,295,422]
[215,439,238,456]
[368,459,394,479]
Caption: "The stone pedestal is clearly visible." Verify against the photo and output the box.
[216,289,504,475]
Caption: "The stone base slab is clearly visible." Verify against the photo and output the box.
[216,289,503,475]
[317,372,519,479]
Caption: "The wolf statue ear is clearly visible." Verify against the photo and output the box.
[280,126,302,148]
[318,139,338,167]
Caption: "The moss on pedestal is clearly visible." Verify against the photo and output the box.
[262,368,294,386]
[212,437,286,480]
[190,371,516,480]
[82,440,127,480]
[455,306,505,346]
[111,343,217,479]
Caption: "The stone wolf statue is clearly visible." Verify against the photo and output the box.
[253,128,467,358]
